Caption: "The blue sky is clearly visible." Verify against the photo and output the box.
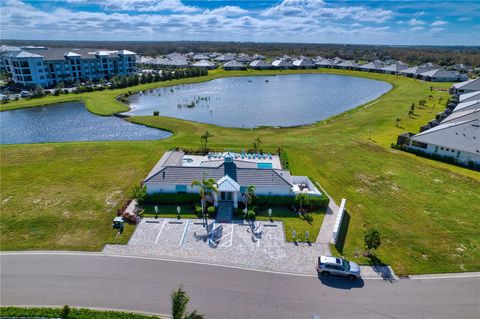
[1,0,479,45]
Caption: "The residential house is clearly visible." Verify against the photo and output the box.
[315,59,333,68]
[215,54,236,63]
[450,78,480,95]
[223,60,247,70]
[458,91,480,103]
[334,60,359,70]
[249,60,271,70]
[381,63,408,75]
[420,69,468,82]
[407,118,480,165]
[271,59,293,70]
[191,59,216,70]
[358,60,387,73]
[399,66,434,78]
[292,58,315,69]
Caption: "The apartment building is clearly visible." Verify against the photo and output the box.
[1,46,136,88]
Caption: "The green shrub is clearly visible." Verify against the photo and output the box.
[207,205,216,218]
[153,111,159,116]
[60,305,70,318]
[277,148,290,169]
[234,207,245,217]
[304,213,313,224]
[251,194,329,210]
[144,193,200,205]
[0,306,162,319]
[247,210,256,220]
[131,184,146,204]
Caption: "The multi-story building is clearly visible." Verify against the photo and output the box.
[1,46,136,88]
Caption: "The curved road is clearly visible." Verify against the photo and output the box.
[1,253,479,319]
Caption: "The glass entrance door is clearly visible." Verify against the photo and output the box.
[220,192,232,201]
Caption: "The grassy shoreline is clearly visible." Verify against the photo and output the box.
[1,69,479,275]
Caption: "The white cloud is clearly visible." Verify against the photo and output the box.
[204,6,248,16]
[430,27,446,33]
[431,20,448,26]
[0,0,475,45]
[406,18,425,26]
[413,11,426,16]
[103,0,199,13]
[262,0,392,23]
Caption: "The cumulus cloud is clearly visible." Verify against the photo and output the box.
[431,20,448,26]
[204,6,248,16]
[430,27,446,33]
[103,0,199,13]
[262,0,392,23]
[406,18,425,26]
[0,0,473,45]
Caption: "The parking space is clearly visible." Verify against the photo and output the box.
[105,217,329,275]
[130,218,286,251]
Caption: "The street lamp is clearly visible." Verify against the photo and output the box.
[243,207,248,219]
[268,208,272,222]
[292,230,297,243]
[177,206,181,220]
[154,205,158,219]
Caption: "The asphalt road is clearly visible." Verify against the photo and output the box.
[1,253,479,319]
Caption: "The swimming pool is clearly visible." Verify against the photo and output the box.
[257,163,273,169]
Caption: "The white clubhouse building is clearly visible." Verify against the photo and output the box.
[144,151,321,208]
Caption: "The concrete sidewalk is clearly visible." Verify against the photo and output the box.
[316,197,340,245]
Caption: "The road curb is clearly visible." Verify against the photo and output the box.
[2,251,480,280]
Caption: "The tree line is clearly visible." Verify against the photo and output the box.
[4,39,480,67]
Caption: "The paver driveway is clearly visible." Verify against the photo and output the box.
[104,218,329,274]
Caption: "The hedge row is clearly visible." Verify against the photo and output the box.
[251,194,329,210]
[0,307,161,319]
[144,193,200,205]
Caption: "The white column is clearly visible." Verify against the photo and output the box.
[213,191,219,207]
[233,192,238,209]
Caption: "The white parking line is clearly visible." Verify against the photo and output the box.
[219,223,234,247]
[154,219,167,244]
[180,220,190,246]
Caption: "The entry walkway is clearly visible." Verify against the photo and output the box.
[215,202,233,223]
[316,197,340,245]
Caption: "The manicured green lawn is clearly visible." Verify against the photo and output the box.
[0,142,167,251]
[1,69,479,275]
[256,206,325,242]
[141,204,198,219]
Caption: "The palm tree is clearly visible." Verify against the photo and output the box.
[242,185,256,213]
[200,130,213,152]
[295,192,309,214]
[253,137,262,152]
[171,285,204,319]
[191,176,218,227]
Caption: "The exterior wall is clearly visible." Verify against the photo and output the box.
[145,181,293,196]
[2,51,137,88]
[409,142,480,165]
[145,183,201,195]
[4,56,49,87]
[254,185,292,196]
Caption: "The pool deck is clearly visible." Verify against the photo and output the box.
[183,152,282,169]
